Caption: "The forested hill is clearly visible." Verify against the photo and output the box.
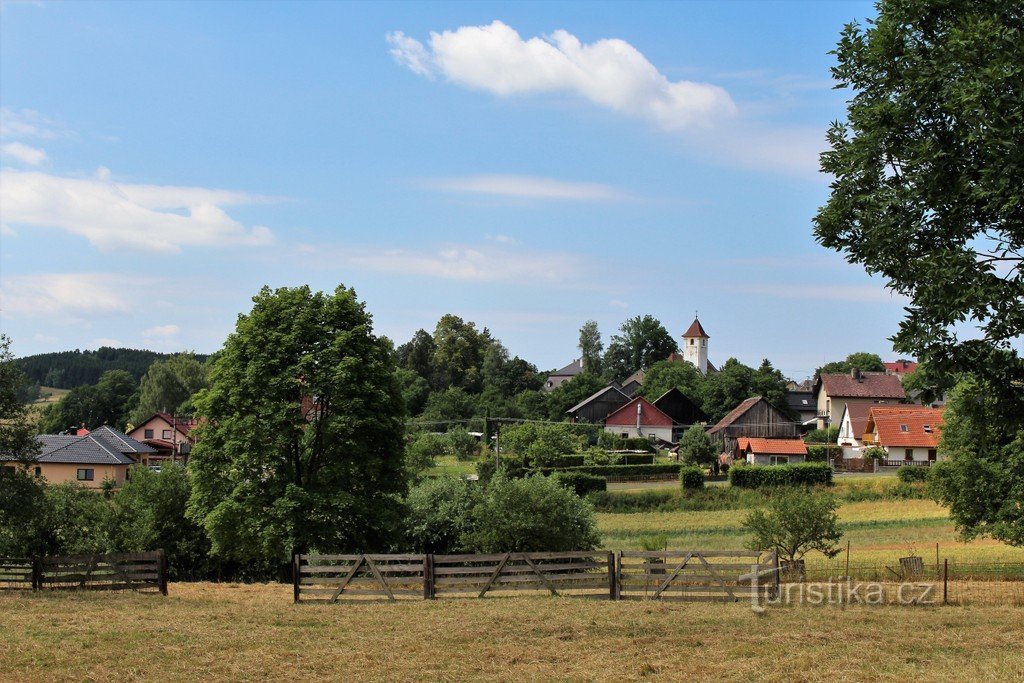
[15,347,208,389]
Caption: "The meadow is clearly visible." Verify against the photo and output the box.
[1,582,1023,682]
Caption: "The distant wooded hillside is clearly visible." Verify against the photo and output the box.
[14,347,209,389]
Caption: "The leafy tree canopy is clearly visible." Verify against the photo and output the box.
[39,369,138,433]
[578,320,604,377]
[0,335,40,464]
[743,489,844,563]
[604,315,678,381]
[130,353,209,425]
[817,352,885,377]
[677,425,717,466]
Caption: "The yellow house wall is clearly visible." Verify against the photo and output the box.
[36,462,130,488]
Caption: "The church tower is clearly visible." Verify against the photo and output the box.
[682,317,709,375]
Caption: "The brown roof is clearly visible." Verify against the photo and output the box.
[865,406,945,448]
[843,403,873,438]
[737,438,808,456]
[818,372,906,399]
[682,318,709,338]
[707,396,762,435]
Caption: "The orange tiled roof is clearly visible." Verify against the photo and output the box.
[736,437,808,456]
[864,406,945,448]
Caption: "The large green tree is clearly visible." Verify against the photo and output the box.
[187,285,407,561]
[577,320,604,377]
[0,335,39,463]
[637,359,704,403]
[604,315,679,380]
[39,369,138,433]
[817,352,885,377]
[130,353,209,425]
[816,0,1024,543]
[431,315,490,392]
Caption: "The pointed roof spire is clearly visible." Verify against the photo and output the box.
[682,317,709,339]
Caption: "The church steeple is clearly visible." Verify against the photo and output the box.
[682,316,709,375]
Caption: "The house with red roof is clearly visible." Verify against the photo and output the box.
[883,360,918,379]
[862,406,945,465]
[707,396,800,456]
[813,369,906,430]
[127,412,198,465]
[837,402,873,453]
[736,437,808,466]
[603,396,674,444]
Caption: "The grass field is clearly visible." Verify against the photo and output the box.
[1,582,1022,681]
[24,386,67,424]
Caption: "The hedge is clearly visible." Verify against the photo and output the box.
[679,466,705,490]
[896,465,929,483]
[728,462,833,488]
[550,472,608,497]
[539,463,683,477]
[806,445,842,463]
[546,453,658,468]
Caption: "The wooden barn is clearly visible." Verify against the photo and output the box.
[566,385,631,424]
[652,387,708,441]
[707,396,800,455]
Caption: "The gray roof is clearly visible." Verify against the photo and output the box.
[566,385,630,414]
[551,359,583,377]
[32,427,153,465]
[784,390,815,413]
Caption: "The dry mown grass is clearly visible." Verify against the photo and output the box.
[1,582,1022,682]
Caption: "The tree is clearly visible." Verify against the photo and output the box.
[431,315,489,392]
[751,359,792,418]
[39,369,138,433]
[0,335,40,464]
[498,422,583,468]
[404,476,480,553]
[817,352,885,377]
[419,387,478,423]
[186,285,407,562]
[743,490,843,564]
[578,320,604,377]
[462,475,601,552]
[604,315,678,380]
[816,0,1024,543]
[394,329,435,381]
[130,353,209,425]
[394,367,431,416]
[676,426,717,466]
[544,372,606,422]
[0,468,48,557]
[636,359,704,404]
[700,358,754,423]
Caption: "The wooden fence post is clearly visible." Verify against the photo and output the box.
[292,552,301,603]
[158,549,169,596]
[607,551,616,600]
[943,558,948,605]
[32,556,41,592]
[423,554,434,600]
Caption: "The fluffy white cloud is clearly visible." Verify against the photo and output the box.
[0,169,275,252]
[416,174,628,201]
[1,273,140,317]
[1,142,47,166]
[142,324,181,338]
[388,21,736,131]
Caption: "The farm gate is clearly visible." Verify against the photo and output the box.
[0,550,168,594]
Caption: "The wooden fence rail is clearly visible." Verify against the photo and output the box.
[0,551,167,594]
[294,550,776,603]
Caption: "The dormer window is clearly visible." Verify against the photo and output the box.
[923,425,932,433]
[900,424,909,432]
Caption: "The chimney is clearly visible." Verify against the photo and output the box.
[851,367,862,381]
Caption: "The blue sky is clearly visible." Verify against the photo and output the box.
[0,0,906,380]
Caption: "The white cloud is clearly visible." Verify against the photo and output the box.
[387,22,736,131]
[0,223,15,237]
[142,324,181,338]
[0,169,276,252]
[1,142,47,166]
[416,174,629,201]
[92,338,123,348]
[0,107,63,139]
[1,273,141,317]
[609,299,629,308]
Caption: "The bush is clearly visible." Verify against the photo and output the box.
[806,445,842,462]
[729,462,833,488]
[677,426,717,466]
[550,472,607,497]
[680,466,705,490]
[539,463,682,477]
[405,476,480,554]
[595,431,656,453]
[863,446,887,460]
[499,422,584,467]
[476,457,529,484]
[462,475,601,552]
[743,489,843,563]
[406,432,449,474]
[803,426,839,444]
[896,465,929,483]
[444,428,478,461]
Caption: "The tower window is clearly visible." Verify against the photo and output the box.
[690,339,694,346]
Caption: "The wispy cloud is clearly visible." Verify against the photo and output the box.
[609,299,628,308]
[0,107,65,139]
[0,168,276,253]
[1,141,47,166]
[1,272,144,318]
[388,21,736,131]
[415,174,629,202]
[142,324,180,338]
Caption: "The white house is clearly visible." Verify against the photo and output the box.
[862,406,945,464]
[836,403,872,458]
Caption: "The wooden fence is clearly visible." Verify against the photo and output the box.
[618,550,778,602]
[0,551,167,594]
[294,550,775,603]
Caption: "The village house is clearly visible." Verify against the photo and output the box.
[652,387,708,441]
[543,358,583,391]
[883,360,918,380]
[619,370,645,397]
[783,384,818,427]
[2,426,155,489]
[603,396,674,444]
[735,437,808,465]
[707,396,800,456]
[128,412,198,465]
[836,402,872,457]
[813,369,906,430]
[862,405,945,465]
[566,385,631,424]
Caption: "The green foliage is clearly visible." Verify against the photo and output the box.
[804,426,839,444]
[677,425,717,466]
[42,482,113,555]
[815,0,1024,398]
[637,359,703,403]
[475,456,529,484]
[13,347,187,389]
[39,369,139,433]
[604,315,678,380]
[498,422,583,468]
[461,475,601,553]
[0,467,49,556]
[863,446,887,460]
[129,353,209,425]
[544,372,606,422]
[394,329,435,383]
[728,463,834,489]
[406,432,448,475]
[743,489,843,563]
[818,353,885,377]
[420,387,477,423]
[539,463,682,477]
[679,466,705,490]
[896,466,929,483]
[638,534,668,552]
[806,445,841,463]
[430,314,490,392]
[394,368,431,416]
[0,335,40,464]
[444,427,478,461]
[107,464,211,580]
[550,472,607,498]
[404,476,480,554]
[578,320,604,377]
[187,284,407,562]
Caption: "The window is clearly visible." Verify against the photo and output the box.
[900,424,909,432]
[923,425,932,433]
[690,339,694,346]
[144,429,154,439]
[162,429,172,439]
[648,434,657,442]
[77,468,94,481]
[928,449,937,462]
[34,466,41,477]
[620,432,629,439]
[770,456,789,465]
[904,449,913,461]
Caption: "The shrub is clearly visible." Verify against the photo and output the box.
[806,445,842,462]
[729,462,833,488]
[582,448,620,466]
[539,463,682,477]
[863,446,887,460]
[444,428,478,461]
[896,465,929,483]
[499,422,583,467]
[595,431,656,453]
[803,426,839,444]
[406,432,449,474]
[405,476,480,554]
[677,426,717,466]
[476,457,528,484]
[550,472,607,497]
[462,475,601,552]
[680,466,705,490]
[743,489,843,563]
